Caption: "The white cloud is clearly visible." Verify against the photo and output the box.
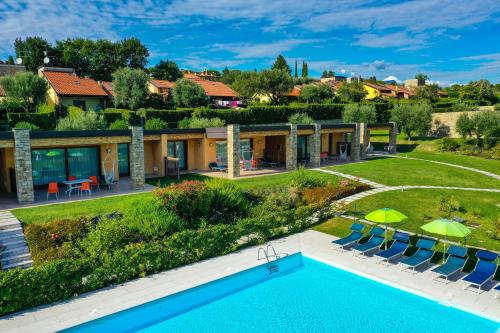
[211,39,318,59]
[353,32,428,50]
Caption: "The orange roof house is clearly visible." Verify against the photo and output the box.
[184,74,237,100]
[148,79,176,97]
[100,81,116,98]
[39,67,108,110]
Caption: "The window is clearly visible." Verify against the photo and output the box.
[215,139,252,166]
[73,100,86,110]
[297,136,309,160]
[167,141,187,170]
[118,143,130,176]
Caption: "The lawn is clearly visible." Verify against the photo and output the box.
[343,188,500,251]
[14,170,341,225]
[369,131,500,175]
[327,156,500,188]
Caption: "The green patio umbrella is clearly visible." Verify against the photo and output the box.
[421,218,471,262]
[365,208,408,249]
[46,150,61,157]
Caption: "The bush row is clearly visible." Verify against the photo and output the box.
[6,112,57,130]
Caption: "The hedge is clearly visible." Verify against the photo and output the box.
[0,100,25,120]
[7,112,56,130]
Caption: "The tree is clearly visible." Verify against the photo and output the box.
[321,70,328,78]
[118,38,149,69]
[327,70,334,77]
[172,79,208,107]
[230,71,260,104]
[112,68,149,110]
[0,71,47,111]
[14,37,55,72]
[299,84,333,103]
[288,113,314,125]
[459,84,480,101]
[390,103,432,140]
[294,60,298,78]
[220,69,243,85]
[342,104,377,123]
[150,60,183,81]
[470,79,496,104]
[205,69,221,76]
[415,84,439,103]
[470,111,500,140]
[336,81,367,102]
[272,55,291,74]
[257,69,294,105]
[456,113,474,139]
[414,73,428,84]
[178,116,225,128]
[7,56,14,65]
[366,76,377,84]
[301,61,308,78]
[56,107,106,130]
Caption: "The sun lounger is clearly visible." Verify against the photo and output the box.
[431,245,468,283]
[352,226,385,256]
[332,222,365,250]
[400,238,436,273]
[208,162,228,172]
[462,250,498,294]
[375,231,410,266]
[494,284,500,299]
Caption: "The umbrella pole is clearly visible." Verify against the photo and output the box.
[443,235,447,263]
[385,224,388,250]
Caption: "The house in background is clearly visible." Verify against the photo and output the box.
[184,73,238,106]
[100,81,116,99]
[148,79,175,98]
[39,67,109,111]
[363,82,393,99]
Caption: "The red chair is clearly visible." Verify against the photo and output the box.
[47,182,59,200]
[80,182,91,196]
[89,176,100,191]
[68,176,76,181]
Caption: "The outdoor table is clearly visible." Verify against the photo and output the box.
[62,179,91,197]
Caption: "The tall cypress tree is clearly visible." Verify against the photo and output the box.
[302,61,308,78]
[272,54,291,74]
[294,60,298,78]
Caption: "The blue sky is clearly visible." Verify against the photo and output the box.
[1,0,499,85]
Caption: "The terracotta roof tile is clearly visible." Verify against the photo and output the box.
[287,86,302,97]
[185,76,237,98]
[42,70,107,97]
[150,79,175,89]
[100,81,115,97]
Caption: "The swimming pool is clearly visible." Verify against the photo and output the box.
[66,254,499,332]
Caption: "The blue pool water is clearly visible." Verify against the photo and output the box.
[67,254,499,333]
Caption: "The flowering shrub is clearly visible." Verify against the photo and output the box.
[302,181,369,206]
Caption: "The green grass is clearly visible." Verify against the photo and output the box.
[345,188,500,251]
[14,170,341,225]
[13,192,152,225]
[327,157,500,188]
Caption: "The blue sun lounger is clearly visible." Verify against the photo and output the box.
[462,250,498,294]
[400,238,436,273]
[352,226,385,256]
[375,231,410,266]
[494,284,500,299]
[431,245,468,283]
[332,222,365,250]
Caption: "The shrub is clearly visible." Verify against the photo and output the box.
[36,103,55,114]
[154,180,213,226]
[172,78,209,107]
[13,121,39,130]
[178,116,225,128]
[7,112,56,130]
[456,113,474,138]
[438,196,462,217]
[441,138,461,151]
[24,217,94,264]
[288,113,314,125]
[124,197,185,239]
[56,108,107,131]
[343,104,377,123]
[205,178,248,224]
[290,166,327,191]
[108,119,129,130]
[301,181,369,207]
[144,117,167,130]
[0,99,24,119]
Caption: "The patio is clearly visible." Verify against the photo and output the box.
[0,177,155,211]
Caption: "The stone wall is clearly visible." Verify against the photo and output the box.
[129,126,145,190]
[360,123,369,158]
[430,111,500,138]
[13,129,34,203]
[286,124,297,170]
[308,123,321,167]
[227,125,240,179]
[350,123,360,161]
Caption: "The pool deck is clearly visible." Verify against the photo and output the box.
[1,230,499,332]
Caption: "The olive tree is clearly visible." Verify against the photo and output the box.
[343,104,376,123]
[0,72,47,111]
[172,79,208,107]
[390,103,432,140]
[112,68,149,110]
[299,84,333,103]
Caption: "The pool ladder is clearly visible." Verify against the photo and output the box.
[258,244,282,275]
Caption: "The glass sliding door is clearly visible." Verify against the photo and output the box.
[67,147,99,179]
[32,149,66,186]
[118,143,130,176]
[297,136,308,160]
[167,141,187,170]
[215,139,252,166]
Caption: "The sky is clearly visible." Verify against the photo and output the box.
[1,0,500,85]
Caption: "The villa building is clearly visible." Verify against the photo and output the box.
[39,67,109,111]
[0,122,397,204]
[183,73,238,106]
[148,79,175,97]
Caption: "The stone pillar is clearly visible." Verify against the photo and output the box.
[360,123,369,158]
[350,123,361,161]
[227,124,240,179]
[13,129,34,203]
[308,123,321,167]
[389,122,398,153]
[129,126,145,190]
[286,124,298,170]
